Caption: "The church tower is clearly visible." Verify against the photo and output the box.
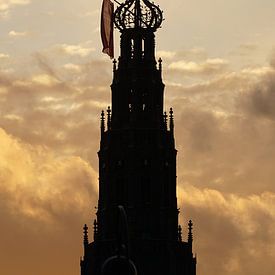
[80,0,197,274]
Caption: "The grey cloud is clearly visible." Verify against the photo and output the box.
[34,52,61,81]
[179,187,275,275]
[240,72,275,120]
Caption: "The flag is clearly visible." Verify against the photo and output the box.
[101,0,114,59]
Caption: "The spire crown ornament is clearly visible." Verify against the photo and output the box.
[114,0,163,32]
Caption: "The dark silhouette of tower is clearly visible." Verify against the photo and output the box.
[80,1,197,274]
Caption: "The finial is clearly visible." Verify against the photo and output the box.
[101,110,105,133]
[163,111,167,130]
[188,220,193,245]
[178,225,182,242]
[83,224,89,246]
[113,59,117,72]
[93,219,98,241]
[107,106,111,130]
[169,107,174,132]
[158,57,162,71]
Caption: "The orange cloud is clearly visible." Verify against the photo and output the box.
[0,127,98,223]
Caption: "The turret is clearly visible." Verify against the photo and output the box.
[83,224,89,248]
[188,220,194,249]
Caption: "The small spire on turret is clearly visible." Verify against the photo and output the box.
[107,106,111,130]
[178,225,182,242]
[101,110,105,133]
[188,220,193,245]
[113,59,117,72]
[158,57,162,72]
[83,224,89,246]
[163,111,167,130]
[169,107,174,132]
[93,219,98,241]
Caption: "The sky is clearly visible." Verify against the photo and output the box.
[0,0,275,275]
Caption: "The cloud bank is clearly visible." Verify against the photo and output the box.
[0,0,30,17]
[1,46,275,275]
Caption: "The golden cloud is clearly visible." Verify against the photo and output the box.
[178,184,275,275]
[0,0,30,17]
[54,43,95,57]
[0,53,9,58]
[0,127,98,224]
[168,58,229,75]
[8,30,28,37]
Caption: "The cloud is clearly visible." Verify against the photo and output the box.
[0,53,9,58]
[239,43,258,51]
[168,58,229,75]
[0,55,111,171]
[230,43,259,56]
[0,127,98,275]
[34,52,59,79]
[178,185,275,275]
[0,127,98,221]
[174,102,275,196]
[0,0,30,17]
[63,63,81,72]
[239,71,275,121]
[8,30,28,37]
[77,9,100,18]
[157,50,176,59]
[157,47,207,62]
[31,74,60,86]
[54,43,95,57]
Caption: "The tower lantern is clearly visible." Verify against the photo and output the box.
[80,1,197,275]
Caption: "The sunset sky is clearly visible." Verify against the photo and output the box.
[1,1,275,275]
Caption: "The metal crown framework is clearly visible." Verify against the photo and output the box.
[114,0,163,31]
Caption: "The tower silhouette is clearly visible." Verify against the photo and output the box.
[80,1,197,274]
